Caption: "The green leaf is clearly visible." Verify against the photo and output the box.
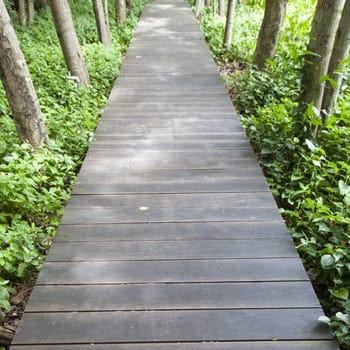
[331,288,349,301]
[339,180,350,196]
[318,315,330,324]
[321,254,334,269]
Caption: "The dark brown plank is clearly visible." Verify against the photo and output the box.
[66,193,275,209]
[12,309,332,345]
[26,282,319,312]
[79,158,260,171]
[46,239,298,261]
[9,342,340,350]
[55,221,289,242]
[60,206,281,224]
[37,259,308,284]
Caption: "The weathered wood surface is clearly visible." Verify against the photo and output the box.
[11,0,339,349]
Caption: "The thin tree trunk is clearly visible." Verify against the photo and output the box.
[321,0,350,120]
[92,0,111,48]
[0,0,48,147]
[50,0,90,85]
[116,0,126,23]
[195,0,203,18]
[205,0,210,7]
[126,0,132,11]
[298,0,344,112]
[38,0,47,9]
[253,0,288,70]
[223,0,236,47]
[18,0,26,26]
[28,0,35,24]
[104,0,111,39]
[218,0,225,17]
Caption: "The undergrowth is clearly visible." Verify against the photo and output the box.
[196,0,350,347]
[0,0,146,329]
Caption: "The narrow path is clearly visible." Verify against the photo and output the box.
[12,0,339,349]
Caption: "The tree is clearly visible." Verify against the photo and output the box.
[126,0,132,11]
[116,0,126,23]
[49,0,90,85]
[223,0,236,47]
[28,0,35,24]
[0,0,48,147]
[253,0,288,70]
[205,0,210,7]
[321,0,350,120]
[92,0,111,48]
[18,0,26,26]
[218,0,224,17]
[195,0,203,18]
[298,0,344,115]
[38,0,47,10]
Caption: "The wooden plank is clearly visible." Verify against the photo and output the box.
[9,341,341,350]
[12,309,332,345]
[88,140,252,151]
[26,282,319,312]
[46,239,298,261]
[55,221,289,242]
[66,193,275,209]
[36,259,309,284]
[79,158,260,172]
[75,168,263,182]
[84,150,254,160]
[73,178,269,194]
[60,206,281,224]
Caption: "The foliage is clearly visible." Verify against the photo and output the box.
[198,0,350,348]
[0,0,146,319]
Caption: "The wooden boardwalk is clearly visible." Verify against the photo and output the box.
[12,0,339,349]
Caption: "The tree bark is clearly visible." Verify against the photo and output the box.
[298,0,344,112]
[0,0,48,147]
[28,0,35,24]
[223,0,236,47]
[321,0,350,119]
[205,0,210,8]
[218,0,225,17]
[38,0,47,9]
[126,0,132,11]
[18,0,26,26]
[49,0,90,85]
[116,0,126,23]
[195,0,204,18]
[253,0,288,70]
[92,0,111,48]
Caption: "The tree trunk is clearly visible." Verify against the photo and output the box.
[218,0,224,17]
[195,0,203,18]
[321,0,350,119]
[126,0,132,11]
[28,0,35,24]
[104,0,111,39]
[253,0,288,70]
[223,0,236,47]
[205,0,210,8]
[0,0,48,147]
[92,0,111,48]
[298,0,344,112]
[38,0,47,9]
[116,0,126,23]
[18,0,26,26]
[49,0,90,85]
